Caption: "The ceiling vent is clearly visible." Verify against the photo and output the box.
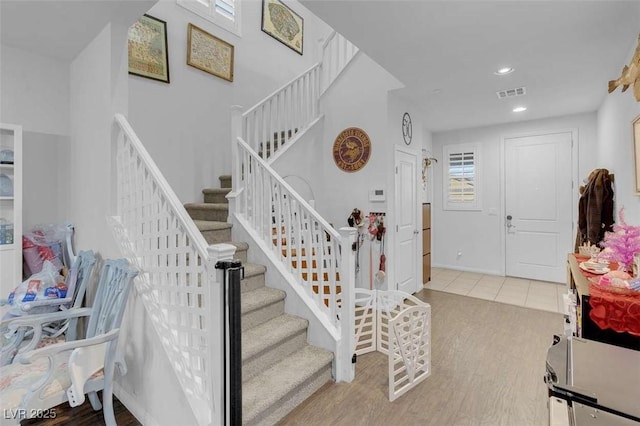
[496,87,526,99]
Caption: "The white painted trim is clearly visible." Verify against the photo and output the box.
[113,382,162,426]
[499,127,578,279]
[431,262,503,277]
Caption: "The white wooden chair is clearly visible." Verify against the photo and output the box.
[0,250,97,365]
[0,258,138,426]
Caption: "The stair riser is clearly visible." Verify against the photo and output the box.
[200,228,232,245]
[186,208,228,222]
[242,300,284,331]
[242,331,307,383]
[242,272,265,293]
[219,176,232,188]
[203,192,229,203]
[246,363,333,426]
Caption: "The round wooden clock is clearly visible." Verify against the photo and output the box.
[402,112,412,145]
[332,127,371,172]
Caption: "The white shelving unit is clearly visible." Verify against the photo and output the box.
[0,123,22,297]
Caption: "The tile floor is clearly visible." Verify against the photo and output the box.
[425,267,567,313]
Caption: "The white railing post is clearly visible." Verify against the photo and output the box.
[229,105,244,219]
[206,243,237,426]
[336,227,356,382]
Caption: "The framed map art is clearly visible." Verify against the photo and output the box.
[187,23,234,82]
[262,0,304,55]
[128,14,170,83]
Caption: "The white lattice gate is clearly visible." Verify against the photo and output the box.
[354,289,431,401]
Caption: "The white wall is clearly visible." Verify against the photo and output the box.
[22,132,71,230]
[596,37,640,223]
[1,45,72,233]
[432,112,597,275]
[0,45,70,136]
[128,0,332,204]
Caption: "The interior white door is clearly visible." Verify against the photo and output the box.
[395,148,420,294]
[505,131,573,283]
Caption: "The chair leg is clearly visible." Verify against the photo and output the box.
[102,383,117,426]
[88,391,102,411]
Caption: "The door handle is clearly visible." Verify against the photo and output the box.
[506,215,516,229]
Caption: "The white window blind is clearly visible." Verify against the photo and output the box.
[178,0,241,36]
[443,144,481,210]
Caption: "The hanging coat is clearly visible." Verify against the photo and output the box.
[577,169,614,247]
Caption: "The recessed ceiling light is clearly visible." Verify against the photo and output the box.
[495,67,514,75]
[513,106,527,112]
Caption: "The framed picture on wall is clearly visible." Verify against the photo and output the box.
[261,0,304,55]
[187,23,234,82]
[128,14,170,83]
[634,114,640,195]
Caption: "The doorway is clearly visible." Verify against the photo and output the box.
[503,130,576,283]
[394,146,420,293]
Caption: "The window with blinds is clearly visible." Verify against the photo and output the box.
[178,0,240,36]
[443,144,481,210]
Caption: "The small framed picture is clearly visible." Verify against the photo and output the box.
[128,14,170,83]
[187,23,234,82]
[261,0,304,55]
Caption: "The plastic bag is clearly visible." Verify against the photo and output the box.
[22,223,72,275]
[7,260,68,313]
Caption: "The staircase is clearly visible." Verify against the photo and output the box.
[185,176,334,425]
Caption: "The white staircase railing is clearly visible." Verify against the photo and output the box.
[241,31,358,164]
[242,63,321,163]
[230,134,356,381]
[112,114,234,426]
[320,31,359,95]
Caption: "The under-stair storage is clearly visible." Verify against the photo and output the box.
[0,123,22,296]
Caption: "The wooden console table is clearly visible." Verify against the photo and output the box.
[566,253,639,350]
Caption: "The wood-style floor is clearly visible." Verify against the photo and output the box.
[20,393,140,426]
[25,289,562,426]
[279,288,563,426]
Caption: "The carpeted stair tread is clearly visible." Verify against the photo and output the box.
[241,287,285,316]
[202,187,231,195]
[184,202,228,210]
[193,220,232,231]
[243,262,266,278]
[243,345,333,423]
[242,314,308,361]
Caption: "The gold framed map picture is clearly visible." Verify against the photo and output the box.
[261,0,303,55]
[187,23,234,82]
[128,14,170,83]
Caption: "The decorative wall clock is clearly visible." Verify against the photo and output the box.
[332,127,371,172]
[402,112,412,145]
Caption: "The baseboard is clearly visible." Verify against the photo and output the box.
[432,263,503,277]
[113,382,161,426]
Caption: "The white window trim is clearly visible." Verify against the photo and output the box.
[442,143,482,211]
[177,0,242,37]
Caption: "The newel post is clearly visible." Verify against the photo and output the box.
[336,227,357,382]
[206,243,236,426]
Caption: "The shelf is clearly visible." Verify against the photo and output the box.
[0,196,14,201]
[0,163,14,169]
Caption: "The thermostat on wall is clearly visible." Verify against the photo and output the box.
[369,188,386,202]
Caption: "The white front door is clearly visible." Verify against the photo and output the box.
[505,131,574,283]
[395,148,420,294]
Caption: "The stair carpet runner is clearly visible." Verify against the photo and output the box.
[184,175,333,426]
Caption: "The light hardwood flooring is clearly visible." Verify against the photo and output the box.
[279,289,563,426]
[427,268,567,314]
